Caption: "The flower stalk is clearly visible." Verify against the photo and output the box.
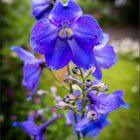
[79,68,86,118]
[11,0,128,140]
[67,65,81,140]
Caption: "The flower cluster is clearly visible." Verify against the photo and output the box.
[56,68,129,138]
[11,0,128,140]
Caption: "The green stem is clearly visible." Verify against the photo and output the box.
[67,65,73,93]
[49,69,69,91]
[71,108,81,117]
[79,68,85,118]
[67,65,81,140]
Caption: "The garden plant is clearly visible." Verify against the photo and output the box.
[11,0,129,140]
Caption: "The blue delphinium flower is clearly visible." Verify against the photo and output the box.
[93,33,118,79]
[31,0,103,70]
[65,88,128,138]
[32,0,58,20]
[75,114,110,138]
[11,46,45,100]
[13,114,62,140]
[88,90,129,114]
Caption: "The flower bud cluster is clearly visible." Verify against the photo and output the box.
[64,75,82,87]
[56,94,80,110]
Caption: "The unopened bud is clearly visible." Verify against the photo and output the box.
[64,75,74,83]
[92,83,108,92]
[85,79,92,88]
[85,66,96,78]
[72,67,81,76]
[56,100,69,109]
[63,94,79,104]
[87,111,98,121]
[64,75,82,87]
[56,100,76,109]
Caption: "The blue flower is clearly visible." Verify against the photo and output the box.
[93,33,118,79]
[31,0,103,70]
[75,114,110,138]
[32,0,58,20]
[88,90,129,114]
[11,46,44,100]
[13,114,62,140]
[65,88,129,138]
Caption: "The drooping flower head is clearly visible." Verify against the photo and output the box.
[32,0,58,20]
[13,114,62,140]
[31,0,103,70]
[11,46,45,100]
[93,33,118,79]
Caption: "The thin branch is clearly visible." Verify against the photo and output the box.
[49,69,69,91]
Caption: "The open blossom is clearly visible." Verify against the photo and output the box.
[13,114,62,140]
[66,110,110,137]
[93,33,118,79]
[75,114,110,138]
[31,0,103,70]
[32,0,58,20]
[11,46,45,100]
[88,90,129,114]
[65,88,128,138]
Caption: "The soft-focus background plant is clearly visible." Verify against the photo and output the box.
[0,0,139,140]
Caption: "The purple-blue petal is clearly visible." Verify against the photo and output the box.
[11,46,41,64]
[94,45,117,69]
[72,15,103,49]
[13,120,40,135]
[75,114,110,138]
[77,100,82,111]
[13,114,61,138]
[73,91,82,111]
[68,39,95,69]
[75,117,91,132]
[35,132,44,140]
[67,110,75,125]
[49,0,82,25]
[65,111,73,125]
[95,33,109,50]
[113,90,129,108]
[45,39,72,70]
[88,91,129,114]
[66,110,81,125]
[22,64,41,99]
[83,114,110,138]
[73,90,82,96]
[113,90,124,98]
[32,0,52,20]
[88,128,100,137]
[40,114,62,130]
[31,18,58,54]
[92,62,102,80]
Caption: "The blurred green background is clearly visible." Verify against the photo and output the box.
[0,0,139,140]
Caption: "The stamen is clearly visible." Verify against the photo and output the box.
[58,28,73,39]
